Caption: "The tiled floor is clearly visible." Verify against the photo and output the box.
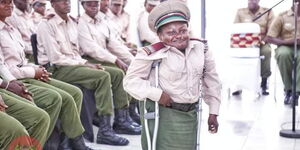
[84,64,300,150]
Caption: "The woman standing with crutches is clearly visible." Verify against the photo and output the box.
[124,1,221,149]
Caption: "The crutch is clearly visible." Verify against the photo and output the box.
[144,60,161,150]
[196,83,203,150]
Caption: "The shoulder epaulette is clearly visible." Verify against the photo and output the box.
[142,42,165,56]
[69,15,78,24]
[190,38,207,44]
[43,14,55,20]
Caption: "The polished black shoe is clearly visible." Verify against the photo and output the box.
[284,90,292,105]
[113,108,141,135]
[261,78,269,95]
[232,90,242,96]
[97,115,129,146]
[129,101,141,125]
[69,135,93,150]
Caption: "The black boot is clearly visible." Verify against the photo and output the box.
[284,90,292,105]
[69,135,93,150]
[129,101,141,125]
[261,78,269,95]
[58,133,72,150]
[113,108,141,135]
[96,115,129,146]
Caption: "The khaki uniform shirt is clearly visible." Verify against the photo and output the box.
[36,13,87,66]
[6,8,35,54]
[137,10,159,44]
[124,40,221,115]
[234,7,274,37]
[267,9,300,41]
[31,11,44,30]
[78,12,133,64]
[0,21,36,79]
[107,10,131,43]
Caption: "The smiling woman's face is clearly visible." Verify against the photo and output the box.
[158,21,190,51]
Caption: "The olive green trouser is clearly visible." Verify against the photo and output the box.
[140,100,197,150]
[21,78,85,139]
[260,43,272,78]
[84,56,131,105]
[275,45,300,92]
[0,91,50,149]
[48,65,120,116]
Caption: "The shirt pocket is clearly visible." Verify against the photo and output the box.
[159,64,183,81]
[283,23,294,33]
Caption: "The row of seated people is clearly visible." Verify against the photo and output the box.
[0,0,163,149]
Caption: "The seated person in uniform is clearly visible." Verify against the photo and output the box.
[266,0,300,105]
[0,0,92,149]
[137,0,160,46]
[36,0,141,146]
[233,0,274,96]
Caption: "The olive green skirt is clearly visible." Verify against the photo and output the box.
[140,100,197,150]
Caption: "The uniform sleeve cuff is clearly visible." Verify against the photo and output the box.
[147,87,163,102]
[208,99,220,115]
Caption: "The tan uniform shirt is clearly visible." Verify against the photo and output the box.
[6,8,35,54]
[107,10,131,43]
[0,21,36,79]
[31,11,44,30]
[234,7,274,37]
[36,13,87,66]
[78,12,133,64]
[137,10,159,44]
[124,40,221,115]
[267,9,300,40]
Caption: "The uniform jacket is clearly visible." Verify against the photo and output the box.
[0,21,37,79]
[36,12,87,66]
[78,12,133,65]
[124,39,221,115]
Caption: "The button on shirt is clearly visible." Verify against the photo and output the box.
[234,7,274,37]
[124,40,221,115]
[36,13,87,66]
[78,12,133,64]
[267,9,300,41]
[6,8,35,54]
[0,21,36,79]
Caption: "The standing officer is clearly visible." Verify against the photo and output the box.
[124,1,221,149]
[233,0,274,95]
[266,0,300,104]
[36,0,140,145]
[137,0,160,46]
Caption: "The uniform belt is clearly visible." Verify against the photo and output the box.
[167,102,198,112]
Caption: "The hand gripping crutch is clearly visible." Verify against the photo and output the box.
[196,82,203,150]
[144,60,161,150]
